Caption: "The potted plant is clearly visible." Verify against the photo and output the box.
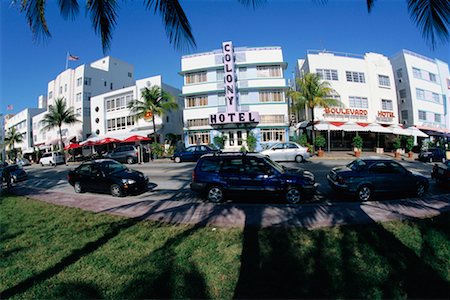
[352,135,363,157]
[393,137,402,159]
[246,132,257,152]
[213,135,227,150]
[315,135,326,157]
[405,136,414,158]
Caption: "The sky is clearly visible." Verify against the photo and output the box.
[1,0,449,116]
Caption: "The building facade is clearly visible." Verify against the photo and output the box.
[90,75,183,141]
[33,56,135,147]
[390,49,449,137]
[5,108,46,154]
[181,42,289,151]
[296,50,401,150]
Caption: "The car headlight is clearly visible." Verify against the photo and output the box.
[121,179,136,185]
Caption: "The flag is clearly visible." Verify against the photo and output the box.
[7,105,13,110]
[68,54,79,61]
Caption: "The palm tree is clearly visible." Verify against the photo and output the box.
[4,127,23,160]
[13,0,449,51]
[288,72,340,150]
[128,85,178,143]
[40,97,80,154]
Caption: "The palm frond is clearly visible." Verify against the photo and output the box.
[237,0,267,9]
[145,0,196,52]
[40,98,80,132]
[366,0,376,13]
[86,0,118,53]
[407,0,449,49]
[58,0,79,20]
[16,0,51,42]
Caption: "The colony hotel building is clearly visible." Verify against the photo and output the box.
[181,41,289,151]
[297,50,401,150]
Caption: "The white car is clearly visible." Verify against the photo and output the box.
[261,142,310,163]
[40,152,65,166]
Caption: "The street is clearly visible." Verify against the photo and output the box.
[16,158,449,204]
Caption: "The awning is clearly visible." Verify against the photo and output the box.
[366,123,393,133]
[64,143,82,150]
[340,121,370,132]
[405,127,429,138]
[389,124,410,136]
[311,121,341,131]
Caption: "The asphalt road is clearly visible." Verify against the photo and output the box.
[15,158,449,204]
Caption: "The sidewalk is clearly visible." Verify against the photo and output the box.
[309,150,418,161]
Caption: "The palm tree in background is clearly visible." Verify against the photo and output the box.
[5,127,24,160]
[40,97,80,154]
[128,85,178,143]
[288,72,340,150]
[13,0,448,52]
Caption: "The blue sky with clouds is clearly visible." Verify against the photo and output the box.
[1,0,449,115]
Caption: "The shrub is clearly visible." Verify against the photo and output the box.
[213,135,227,150]
[315,135,326,150]
[239,145,247,152]
[246,132,257,152]
[352,135,363,150]
[405,136,414,152]
[150,142,165,158]
[392,137,401,150]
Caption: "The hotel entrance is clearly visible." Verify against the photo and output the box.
[224,130,247,151]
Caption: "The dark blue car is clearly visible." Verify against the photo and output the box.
[172,145,219,163]
[190,153,317,204]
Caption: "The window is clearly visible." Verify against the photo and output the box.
[186,95,208,107]
[399,89,407,98]
[106,94,132,112]
[378,75,390,87]
[418,110,427,120]
[128,72,132,78]
[260,115,285,124]
[435,114,441,123]
[64,84,67,92]
[49,91,53,99]
[126,116,135,126]
[104,81,107,87]
[216,70,224,81]
[218,93,225,105]
[412,67,422,79]
[110,83,113,90]
[401,110,408,120]
[381,99,393,110]
[346,71,365,83]
[188,132,210,145]
[187,119,209,127]
[432,93,440,103]
[429,73,437,82]
[259,90,284,102]
[261,129,285,142]
[77,77,82,87]
[257,65,281,78]
[396,68,403,78]
[221,158,245,174]
[84,92,91,102]
[185,71,207,84]
[200,158,221,173]
[316,69,338,81]
[76,108,82,116]
[59,86,63,94]
[84,77,91,86]
[416,89,425,100]
[76,92,82,102]
[349,96,368,108]
[239,67,247,79]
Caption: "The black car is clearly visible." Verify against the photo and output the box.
[191,152,317,204]
[418,148,447,163]
[1,164,28,184]
[431,160,450,186]
[67,159,149,196]
[327,158,428,201]
[172,145,219,163]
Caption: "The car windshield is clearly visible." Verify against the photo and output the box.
[263,157,284,173]
[346,159,366,171]
[101,161,127,175]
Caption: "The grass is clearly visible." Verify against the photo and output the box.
[1,194,449,299]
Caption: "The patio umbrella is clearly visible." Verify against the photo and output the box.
[123,135,152,142]
[64,143,81,150]
[98,137,122,145]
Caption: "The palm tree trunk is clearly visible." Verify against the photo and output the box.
[58,126,64,154]
[152,113,157,144]
[311,105,316,152]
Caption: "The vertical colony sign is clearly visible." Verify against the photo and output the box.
[209,41,260,125]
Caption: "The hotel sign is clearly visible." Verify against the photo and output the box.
[376,110,395,122]
[209,41,260,125]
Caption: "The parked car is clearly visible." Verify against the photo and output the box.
[431,160,450,186]
[16,158,31,167]
[67,159,149,197]
[261,142,310,163]
[40,152,65,166]
[327,158,428,201]
[172,145,219,163]
[418,148,447,163]
[1,164,28,183]
[105,145,139,164]
[191,152,317,203]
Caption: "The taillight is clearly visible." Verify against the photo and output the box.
[192,171,196,182]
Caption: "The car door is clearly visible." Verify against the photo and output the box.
[183,146,196,161]
[244,157,280,192]
[367,162,393,193]
[219,157,246,192]
[268,143,285,161]
[76,163,95,191]
[386,161,413,194]
[284,142,300,161]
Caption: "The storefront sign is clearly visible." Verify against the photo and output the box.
[375,111,395,122]
[223,41,237,113]
[210,112,260,125]
[324,107,368,116]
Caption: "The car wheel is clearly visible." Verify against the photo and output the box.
[206,185,224,203]
[174,157,181,163]
[41,162,44,167]
[74,182,83,193]
[357,185,372,202]
[416,182,426,197]
[126,157,134,164]
[286,187,301,204]
[295,155,304,163]
[110,184,123,197]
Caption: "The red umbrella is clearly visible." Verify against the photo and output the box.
[81,140,98,147]
[98,137,122,145]
[123,135,152,142]
[64,143,81,150]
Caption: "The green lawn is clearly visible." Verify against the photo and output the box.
[1,194,449,299]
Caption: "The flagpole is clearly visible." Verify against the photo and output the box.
[65,51,69,70]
